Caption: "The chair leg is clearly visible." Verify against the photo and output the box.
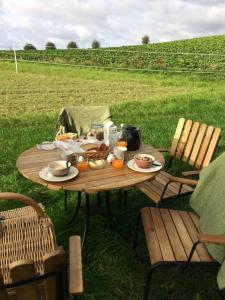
[144,268,153,300]
[133,212,141,254]
[219,289,225,300]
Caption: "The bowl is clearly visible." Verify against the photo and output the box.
[134,154,155,169]
[48,160,71,176]
[89,159,106,170]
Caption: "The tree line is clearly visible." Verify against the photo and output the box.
[23,35,150,50]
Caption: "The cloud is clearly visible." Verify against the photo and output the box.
[0,0,225,49]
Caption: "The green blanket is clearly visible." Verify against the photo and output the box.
[190,152,225,289]
[56,106,112,136]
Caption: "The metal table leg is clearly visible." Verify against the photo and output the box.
[105,191,127,241]
[65,191,81,226]
[82,194,90,249]
[64,190,68,212]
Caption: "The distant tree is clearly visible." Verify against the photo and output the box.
[67,41,78,49]
[142,35,150,45]
[23,43,36,50]
[45,41,56,50]
[92,40,100,49]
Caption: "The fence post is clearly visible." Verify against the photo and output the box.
[13,46,18,74]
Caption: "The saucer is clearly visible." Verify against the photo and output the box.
[39,166,79,182]
[127,159,162,173]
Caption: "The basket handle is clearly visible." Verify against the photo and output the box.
[0,193,45,218]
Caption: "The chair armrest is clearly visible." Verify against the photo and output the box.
[155,148,170,153]
[169,175,198,186]
[182,170,200,177]
[69,235,83,295]
[198,233,225,245]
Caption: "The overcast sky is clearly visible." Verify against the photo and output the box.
[0,0,225,49]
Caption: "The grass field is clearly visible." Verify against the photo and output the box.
[1,61,225,299]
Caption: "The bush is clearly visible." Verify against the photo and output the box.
[92,40,100,49]
[45,42,56,50]
[23,43,37,50]
[142,35,150,45]
[67,41,78,49]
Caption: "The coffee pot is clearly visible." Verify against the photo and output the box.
[123,125,141,151]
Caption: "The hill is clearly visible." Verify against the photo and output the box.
[0,34,225,72]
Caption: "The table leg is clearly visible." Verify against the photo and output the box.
[65,191,81,226]
[82,194,90,249]
[105,191,127,241]
[64,190,68,212]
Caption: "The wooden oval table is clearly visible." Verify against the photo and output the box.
[17,144,164,246]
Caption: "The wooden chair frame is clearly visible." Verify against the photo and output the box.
[133,211,225,300]
[137,118,221,205]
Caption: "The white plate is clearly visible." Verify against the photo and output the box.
[39,166,79,182]
[127,159,162,173]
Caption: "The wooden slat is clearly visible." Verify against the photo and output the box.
[202,128,221,168]
[43,249,65,300]
[170,210,200,261]
[183,122,200,162]
[189,124,207,166]
[195,126,214,169]
[160,209,187,261]
[137,182,160,203]
[150,208,175,261]
[170,118,186,156]
[179,211,212,262]
[69,236,83,295]
[141,208,163,264]
[175,119,192,159]
[188,211,200,228]
[10,260,40,300]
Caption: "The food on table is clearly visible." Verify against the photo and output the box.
[134,154,155,169]
[89,159,106,170]
[80,143,99,152]
[56,132,77,141]
[107,153,115,164]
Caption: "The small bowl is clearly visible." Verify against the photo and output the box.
[48,160,71,176]
[89,159,106,170]
[134,154,155,169]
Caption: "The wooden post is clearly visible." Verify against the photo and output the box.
[13,46,18,74]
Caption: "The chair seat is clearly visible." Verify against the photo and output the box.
[141,207,213,266]
[137,171,194,204]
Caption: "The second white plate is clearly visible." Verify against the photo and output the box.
[39,166,79,182]
[127,159,162,173]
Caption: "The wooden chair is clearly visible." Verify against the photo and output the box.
[136,118,221,205]
[0,193,83,300]
[134,192,225,299]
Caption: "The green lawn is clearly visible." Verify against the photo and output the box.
[0,61,225,299]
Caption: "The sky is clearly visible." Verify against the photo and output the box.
[0,0,225,49]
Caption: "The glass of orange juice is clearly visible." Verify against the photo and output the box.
[76,157,89,171]
[112,158,124,170]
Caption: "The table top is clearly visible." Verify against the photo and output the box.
[16,144,165,194]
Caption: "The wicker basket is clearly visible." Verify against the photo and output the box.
[0,193,57,285]
[74,150,109,160]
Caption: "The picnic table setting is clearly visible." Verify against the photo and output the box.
[1,105,225,300]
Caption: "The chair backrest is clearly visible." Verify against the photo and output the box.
[56,105,112,136]
[169,118,221,169]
